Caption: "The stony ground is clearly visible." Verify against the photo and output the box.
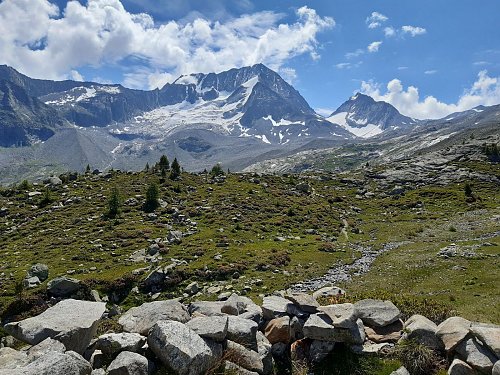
[0,152,498,324]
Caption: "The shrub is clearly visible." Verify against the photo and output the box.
[170,158,181,180]
[143,183,159,212]
[210,163,225,176]
[393,339,440,375]
[39,188,53,207]
[107,187,121,218]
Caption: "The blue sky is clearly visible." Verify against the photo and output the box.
[1,0,499,119]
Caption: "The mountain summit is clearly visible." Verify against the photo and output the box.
[326,93,416,138]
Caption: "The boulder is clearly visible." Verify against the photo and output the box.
[148,320,214,375]
[94,332,146,355]
[188,301,225,316]
[312,286,345,301]
[27,337,66,361]
[493,361,500,375]
[303,313,335,341]
[402,314,443,350]
[436,317,471,352]
[390,367,410,375]
[470,322,500,357]
[224,360,259,375]
[285,293,319,314]
[364,319,403,343]
[185,282,199,295]
[256,332,273,375]
[186,316,228,342]
[107,351,150,375]
[221,294,248,315]
[227,316,258,351]
[4,299,105,354]
[309,340,335,363]
[354,299,400,327]
[261,296,291,320]
[5,351,92,375]
[447,358,477,375]
[46,276,81,297]
[264,316,291,345]
[23,276,41,289]
[317,303,357,328]
[455,337,496,374]
[119,300,190,335]
[226,340,264,374]
[28,263,49,282]
[0,347,28,369]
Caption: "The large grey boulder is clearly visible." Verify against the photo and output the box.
[224,360,259,375]
[402,314,443,350]
[27,337,66,361]
[107,351,150,375]
[470,322,500,357]
[47,276,81,297]
[317,303,357,328]
[0,347,28,369]
[455,337,497,374]
[303,313,335,341]
[23,276,41,289]
[3,351,92,375]
[94,332,146,355]
[4,299,105,354]
[221,294,262,322]
[119,300,190,335]
[226,340,264,374]
[186,316,228,342]
[312,286,345,301]
[28,263,49,282]
[436,317,471,352]
[188,301,225,316]
[447,358,477,375]
[256,332,273,375]
[227,316,258,350]
[354,299,400,327]
[285,293,319,314]
[261,296,291,320]
[148,320,214,375]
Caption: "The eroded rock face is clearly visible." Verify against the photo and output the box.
[119,300,190,335]
[354,299,400,328]
[148,320,214,375]
[4,299,105,354]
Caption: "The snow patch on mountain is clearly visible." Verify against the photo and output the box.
[44,85,121,106]
[326,112,383,138]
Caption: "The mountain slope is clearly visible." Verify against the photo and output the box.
[0,80,67,147]
[326,93,417,138]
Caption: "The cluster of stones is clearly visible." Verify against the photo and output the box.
[0,286,499,375]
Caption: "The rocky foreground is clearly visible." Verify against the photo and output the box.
[0,286,499,375]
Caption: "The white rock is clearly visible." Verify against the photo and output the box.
[95,332,146,355]
[107,351,150,375]
[186,316,228,341]
[354,299,400,328]
[436,317,471,352]
[402,314,443,350]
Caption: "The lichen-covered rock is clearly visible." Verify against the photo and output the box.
[3,351,92,375]
[4,299,105,354]
[317,303,357,329]
[119,300,190,335]
[226,340,264,374]
[354,299,400,328]
[94,332,146,355]
[285,293,319,314]
[227,316,258,351]
[186,316,228,342]
[148,320,214,375]
[107,351,150,375]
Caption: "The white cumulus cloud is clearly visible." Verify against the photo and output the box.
[367,41,383,53]
[366,12,388,29]
[360,70,500,119]
[401,25,427,37]
[0,0,335,89]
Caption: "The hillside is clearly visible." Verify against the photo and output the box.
[0,150,498,326]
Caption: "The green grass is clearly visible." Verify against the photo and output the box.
[1,157,499,323]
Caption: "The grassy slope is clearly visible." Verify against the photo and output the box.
[0,159,498,323]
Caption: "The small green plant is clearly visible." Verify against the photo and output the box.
[39,188,53,207]
[449,225,457,232]
[18,180,30,190]
[159,155,170,170]
[143,183,159,212]
[464,182,473,197]
[210,163,225,176]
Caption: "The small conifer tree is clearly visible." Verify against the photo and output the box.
[85,164,91,174]
[210,163,224,176]
[144,183,159,212]
[170,158,181,180]
[159,155,170,170]
[107,187,121,218]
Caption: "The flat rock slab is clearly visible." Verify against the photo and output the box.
[186,316,228,342]
[95,332,146,355]
[227,316,258,351]
[119,300,190,335]
[354,299,400,328]
[436,317,471,352]
[364,319,403,343]
[456,337,497,374]
[226,340,264,374]
[188,301,225,316]
[285,293,319,313]
[4,299,105,354]
[46,277,81,297]
[317,303,357,329]
[3,351,92,375]
[261,296,291,320]
[148,320,214,375]
[312,286,345,301]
